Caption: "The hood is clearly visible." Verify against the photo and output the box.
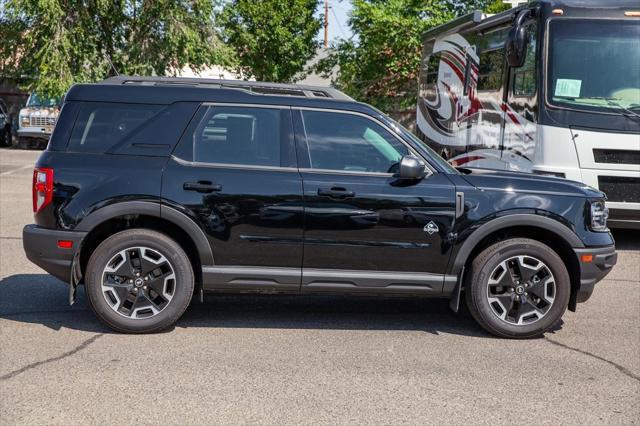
[458,168,604,199]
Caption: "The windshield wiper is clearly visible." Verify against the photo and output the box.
[604,99,640,120]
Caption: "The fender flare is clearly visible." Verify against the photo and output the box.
[449,213,584,276]
[75,201,214,266]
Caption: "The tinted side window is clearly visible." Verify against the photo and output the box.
[68,103,161,153]
[423,52,441,86]
[193,106,281,167]
[301,111,409,173]
[477,49,505,91]
[511,24,537,97]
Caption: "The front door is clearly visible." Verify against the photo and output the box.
[162,104,304,292]
[293,109,457,295]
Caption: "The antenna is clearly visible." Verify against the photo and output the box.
[105,55,119,76]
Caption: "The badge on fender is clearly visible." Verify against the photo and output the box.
[424,221,439,235]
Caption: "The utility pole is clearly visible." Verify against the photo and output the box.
[324,0,329,48]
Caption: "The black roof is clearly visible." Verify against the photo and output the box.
[64,76,379,114]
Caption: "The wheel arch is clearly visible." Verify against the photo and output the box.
[76,201,213,283]
[450,214,583,311]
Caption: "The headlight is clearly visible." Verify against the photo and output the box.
[590,200,609,232]
[20,115,29,127]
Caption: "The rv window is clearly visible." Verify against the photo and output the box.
[477,49,505,91]
[423,53,441,87]
[512,24,537,97]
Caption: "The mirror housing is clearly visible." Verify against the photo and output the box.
[506,9,531,68]
[397,156,427,180]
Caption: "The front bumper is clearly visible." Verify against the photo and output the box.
[607,208,640,230]
[23,225,86,283]
[17,127,52,140]
[572,244,617,304]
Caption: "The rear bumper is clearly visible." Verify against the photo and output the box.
[573,244,617,304]
[23,225,86,283]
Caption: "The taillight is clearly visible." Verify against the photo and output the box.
[32,167,54,213]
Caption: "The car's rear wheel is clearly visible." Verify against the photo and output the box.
[465,238,570,339]
[85,229,194,333]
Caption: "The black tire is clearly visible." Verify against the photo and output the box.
[465,238,570,339]
[0,128,10,147]
[85,229,194,333]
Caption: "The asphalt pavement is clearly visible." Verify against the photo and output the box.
[1,148,638,425]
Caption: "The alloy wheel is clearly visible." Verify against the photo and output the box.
[486,255,556,326]
[101,246,176,319]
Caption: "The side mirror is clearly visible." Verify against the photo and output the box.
[397,156,427,180]
[506,9,530,68]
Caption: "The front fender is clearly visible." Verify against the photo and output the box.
[448,213,584,276]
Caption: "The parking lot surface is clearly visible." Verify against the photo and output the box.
[1,149,638,425]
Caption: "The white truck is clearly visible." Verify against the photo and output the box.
[17,92,61,148]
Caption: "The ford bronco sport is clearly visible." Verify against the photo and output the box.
[23,76,617,337]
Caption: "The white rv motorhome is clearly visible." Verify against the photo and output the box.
[416,0,640,228]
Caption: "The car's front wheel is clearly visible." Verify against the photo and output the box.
[465,238,570,339]
[85,229,194,333]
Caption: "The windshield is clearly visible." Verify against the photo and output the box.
[26,93,61,108]
[547,19,640,114]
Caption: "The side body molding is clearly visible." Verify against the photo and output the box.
[75,201,214,266]
[449,214,584,276]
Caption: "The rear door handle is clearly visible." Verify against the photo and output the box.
[317,187,355,199]
[183,181,222,193]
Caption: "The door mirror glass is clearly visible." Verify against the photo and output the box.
[397,156,427,180]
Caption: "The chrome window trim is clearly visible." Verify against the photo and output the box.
[171,155,298,172]
[201,102,289,109]
[298,167,394,177]
[293,106,434,177]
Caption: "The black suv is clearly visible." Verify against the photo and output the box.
[23,76,617,338]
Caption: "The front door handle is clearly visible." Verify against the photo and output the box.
[183,181,222,193]
[317,187,356,199]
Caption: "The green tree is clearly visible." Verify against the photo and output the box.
[219,0,322,82]
[318,0,508,111]
[485,0,511,14]
[0,0,235,97]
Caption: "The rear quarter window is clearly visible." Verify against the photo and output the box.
[67,103,162,153]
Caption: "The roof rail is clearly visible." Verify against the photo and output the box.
[100,76,353,101]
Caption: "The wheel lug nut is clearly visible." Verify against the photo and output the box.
[136,272,140,277]
[144,277,149,281]
[143,286,147,290]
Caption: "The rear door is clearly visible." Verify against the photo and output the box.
[162,103,304,292]
[294,108,457,295]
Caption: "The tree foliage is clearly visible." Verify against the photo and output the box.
[318,0,510,111]
[219,0,322,82]
[0,0,235,97]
